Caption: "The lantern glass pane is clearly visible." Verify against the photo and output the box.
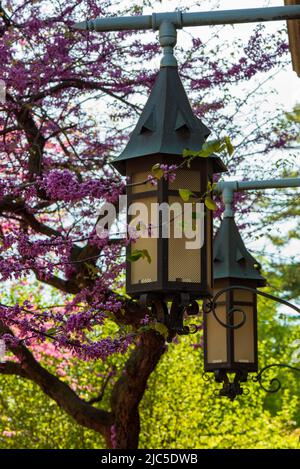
[130,196,158,284]
[131,172,156,194]
[233,305,255,364]
[168,196,201,283]
[233,289,253,302]
[207,209,212,289]
[206,304,227,364]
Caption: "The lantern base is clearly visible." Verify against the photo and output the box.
[140,293,200,342]
[214,370,248,401]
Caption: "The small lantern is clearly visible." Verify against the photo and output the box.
[203,217,266,387]
[112,66,227,302]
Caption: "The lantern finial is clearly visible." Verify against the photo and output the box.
[158,21,178,67]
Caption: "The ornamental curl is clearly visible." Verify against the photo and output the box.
[253,364,300,393]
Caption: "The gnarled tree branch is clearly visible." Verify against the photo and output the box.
[0,321,113,444]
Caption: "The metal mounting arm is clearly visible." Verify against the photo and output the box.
[73,6,300,32]
[73,6,300,68]
[215,177,300,219]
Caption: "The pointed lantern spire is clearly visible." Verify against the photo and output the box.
[213,217,266,286]
[112,66,227,175]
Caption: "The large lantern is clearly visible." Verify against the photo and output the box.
[112,66,227,303]
[203,216,266,397]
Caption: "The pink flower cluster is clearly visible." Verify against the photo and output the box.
[39,169,125,203]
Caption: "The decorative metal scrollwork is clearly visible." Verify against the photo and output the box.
[203,285,300,330]
[149,295,201,341]
[213,370,248,401]
[203,297,246,330]
[253,364,300,393]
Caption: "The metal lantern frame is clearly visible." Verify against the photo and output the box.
[111,65,226,302]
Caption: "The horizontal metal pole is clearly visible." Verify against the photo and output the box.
[216,177,300,218]
[73,5,300,32]
[181,5,300,27]
[216,177,300,193]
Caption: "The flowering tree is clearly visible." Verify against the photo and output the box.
[0,0,296,449]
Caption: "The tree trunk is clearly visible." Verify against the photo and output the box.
[110,331,166,449]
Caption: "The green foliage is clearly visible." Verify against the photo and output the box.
[0,278,299,449]
[183,136,234,160]
[139,339,299,449]
[0,375,104,449]
[127,249,151,263]
[285,104,300,126]
[151,163,164,180]
[179,188,196,202]
[179,182,217,210]
[204,196,217,211]
[0,300,299,448]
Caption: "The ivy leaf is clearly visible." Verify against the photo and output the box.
[127,250,143,262]
[224,136,234,156]
[151,163,164,180]
[183,137,234,160]
[182,148,210,159]
[141,249,151,263]
[205,196,217,211]
[127,249,151,263]
[179,188,196,202]
[201,139,226,156]
[207,181,217,192]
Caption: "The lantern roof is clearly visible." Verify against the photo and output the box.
[112,66,227,175]
[213,217,266,286]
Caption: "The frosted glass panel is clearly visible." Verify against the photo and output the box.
[168,196,201,283]
[130,197,157,284]
[233,289,253,302]
[234,306,255,363]
[206,304,227,364]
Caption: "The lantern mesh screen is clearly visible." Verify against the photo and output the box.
[168,196,201,283]
[206,300,227,364]
[130,196,158,284]
[131,171,156,194]
[169,169,201,192]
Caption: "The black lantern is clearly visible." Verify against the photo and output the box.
[203,216,266,398]
[112,66,227,303]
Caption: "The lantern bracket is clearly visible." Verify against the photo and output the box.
[147,294,199,341]
[214,370,248,401]
[205,285,300,318]
[253,364,300,393]
[203,285,300,331]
